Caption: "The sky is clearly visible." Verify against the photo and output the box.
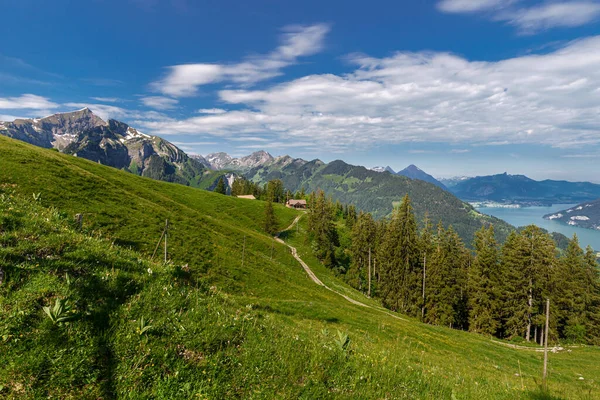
[1,0,600,181]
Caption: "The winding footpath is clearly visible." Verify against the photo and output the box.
[275,215,408,318]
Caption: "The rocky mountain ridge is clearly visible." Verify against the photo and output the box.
[0,108,205,186]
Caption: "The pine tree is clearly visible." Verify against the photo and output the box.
[267,179,284,203]
[425,225,469,329]
[468,225,501,335]
[378,195,421,315]
[348,212,376,293]
[583,246,600,344]
[264,198,278,235]
[307,190,338,268]
[215,177,227,195]
[500,226,555,342]
[499,231,528,340]
[419,215,435,321]
[556,235,587,342]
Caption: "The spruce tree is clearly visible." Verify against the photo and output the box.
[556,235,587,342]
[499,231,528,340]
[424,225,469,329]
[348,212,376,293]
[583,246,600,344]
[215,177,227,195]
[419,215,435,321]
[378,195,420,314]
[468,225,501,335]
[264,198,278,235]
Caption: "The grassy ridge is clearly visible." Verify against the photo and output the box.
[1,135,599,399]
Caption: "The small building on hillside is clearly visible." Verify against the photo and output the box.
[236,195,256,200]
[286,199,307,209]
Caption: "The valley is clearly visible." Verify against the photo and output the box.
[1,136,599,399]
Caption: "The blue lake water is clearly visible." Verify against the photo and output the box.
[475,204,600,251]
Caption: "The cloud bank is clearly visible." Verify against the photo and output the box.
[138,36,600,152]
[438,0,600,33]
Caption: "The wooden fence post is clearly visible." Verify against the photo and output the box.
[543,298,550,391]
[75,213,83,231]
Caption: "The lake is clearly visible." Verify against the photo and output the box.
[475,204,600,251]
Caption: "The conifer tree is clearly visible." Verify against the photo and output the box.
[468,225,501,335]
[583,246,600,344]
[419,215,435,321]
[556,235,587,342]
[264,198,278,235]
[500,231,529,340]
[307,190,338,268]
[348,212,376,293]
[425,225,469,329]
[215,177,227,195]
[501,226,554,341]
[379,195,421,315]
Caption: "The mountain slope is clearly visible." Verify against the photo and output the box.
[451,173,600,204]
[0,109,206,186]
[245,158,513,243]
[544,198,600,230]
[396,164,448,190]
[1,135,598,398]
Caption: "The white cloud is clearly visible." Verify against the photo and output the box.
[438,0,600,33]
[501,1,600,33]
[437,0,508,13]
[140,96,179,110]
[0,94,59,110]
[136,36,600,152]
[151,24,330,97]
[91,97,120,102]
[198,108,227,114]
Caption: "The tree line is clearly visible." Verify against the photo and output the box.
[305,190,600,345]
[215,176,306,203]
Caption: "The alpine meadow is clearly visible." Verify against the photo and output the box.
[2,1,600,399]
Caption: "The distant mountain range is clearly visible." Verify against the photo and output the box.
[243,158,513,243]
[5,109,596,240]
[544,200,600,231]
[0,108,206,186]
[447,173,600,205]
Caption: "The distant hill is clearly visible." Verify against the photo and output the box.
[0,108,207,186]
[544,199,600,231]
[450,173,600,204]
[396,164,448,190]
[244,158,514,244]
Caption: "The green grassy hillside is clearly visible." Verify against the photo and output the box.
[1,135,599,399]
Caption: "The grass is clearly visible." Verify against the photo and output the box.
[1,135,599,399]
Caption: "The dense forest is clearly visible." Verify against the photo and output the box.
[304,191,600,345]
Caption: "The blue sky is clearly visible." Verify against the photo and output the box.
[2,0,600,181]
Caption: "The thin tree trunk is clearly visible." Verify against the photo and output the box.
[527,277,533,342]
[368,247,372,297]
[543,298,550,391]
[164,219,168,263]
[422,253,426,321]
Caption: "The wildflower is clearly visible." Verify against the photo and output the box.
[147,268,153,275]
